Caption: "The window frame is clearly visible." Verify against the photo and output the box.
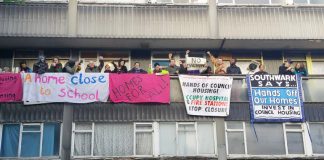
[0,123,61,159]
[71,122,95,158]
[226,121,309,158]
[134,122,155,157]
[308,122,324,156]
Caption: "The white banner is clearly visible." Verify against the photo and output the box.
[186,56,207,71]
[179,75,233,116]
[23,73,109,103]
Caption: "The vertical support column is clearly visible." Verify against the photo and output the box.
[208,0,218,39]
[61,104,73,160]
[68,0,78,37]
[216,118,227,160]
[306,52,312,74]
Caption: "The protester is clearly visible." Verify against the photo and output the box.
[63,59,81,74]
[179,60,188,74]
[226,58,242,74]
[207,51,226,74]
[294,63,308,76]
[278,59,294,75]
[167,53,180,75]
[2,67,11,73]
[85,56,104,73]
[19,61,32,73]
[48,56,63,72]
[148,63,169,75]
[33,55,48,74]
[254,64,268,75]
[112,59,128,73]
[104,64,113,73]
[129,62,147,73]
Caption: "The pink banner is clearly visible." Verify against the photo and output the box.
[109,74,170,103]
[0,73,23,102]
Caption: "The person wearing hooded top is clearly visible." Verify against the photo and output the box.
[63,59,81,74]
[179,60,188,74]
[48,56,63,72]
[129,62,147,74]
[33,55,48,74]
[19,61,32,73]
[279,59,294,75]
[85,56,104,73]
[112,59,128,73]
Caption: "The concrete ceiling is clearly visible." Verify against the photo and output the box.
[0,37,323,50]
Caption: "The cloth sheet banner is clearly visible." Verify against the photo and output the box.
[246,74,304,122]
[179,75,233,116]
[23,73,109,103]
[0,73,23,102]
[109,74,170,103]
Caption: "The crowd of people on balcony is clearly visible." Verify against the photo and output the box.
[0,50,309,77]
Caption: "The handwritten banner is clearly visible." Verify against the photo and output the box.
[0,73,23,102]
[179,75,233,116]
[23,73,109,103]
[109,74,170,103]
[186,56,207,72]
[247,75,304,122]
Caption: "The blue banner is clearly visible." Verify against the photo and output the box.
[246,74,304,122]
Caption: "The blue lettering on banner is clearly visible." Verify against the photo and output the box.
[71,73,106,85]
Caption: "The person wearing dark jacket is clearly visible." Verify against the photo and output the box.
[279,59,294,75]
[179,61,188,74]
[33,55,48,74]
[226,58,242,74]
[48,56,63,72]
[112,59,128,73]
[129,62,147,74]
[201,66,213,75]
[63,59,81,74]
[294,63,308,76]
[254,64,268,75]
[19,61,32,73]
[85,56,104,73]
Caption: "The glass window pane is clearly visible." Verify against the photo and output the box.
[23,125,41,132]
[226,121,243,129]
[294,0,308,4]
[218,0,234,3]
[236,0,269,4]
[287,132,304,154]
[21,132,41,157]
[271,0,285,4]
[310,0,324,4]
[178,129,197,156]
[285,124,302,130]
[246,123,285,155]
[311,62,324,74]
[178,124,195,131]
[152,60,170,68]
[15,50,39,58]
[197,123,215,154]
[75,123,92,131]
[80,51,97,58]
[136,132,153,155]
[93,123,133,156]
[136,124,152,130]
[0,124,20,157]
[174,0,190,3]
[74,133,92,156]
[42,123,60,156]
[309,123,324,154]
[227,132,245,154]
[236,61,259,74]
[159,123,176,155]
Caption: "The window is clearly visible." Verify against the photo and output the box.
[151,51,205,70]
[309,123,324,154]
[225,121,246,155]
[13,50,40,73]
[79,51,130,72]
[284,123,305,155]
[135,123,154,156]
[159,122,216,156]
[283,52,308,73]
[311,52,324,74]
[0,123,61,158]
[226,121,307,157]
[72,123,93,157]
[44,49,71,68]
